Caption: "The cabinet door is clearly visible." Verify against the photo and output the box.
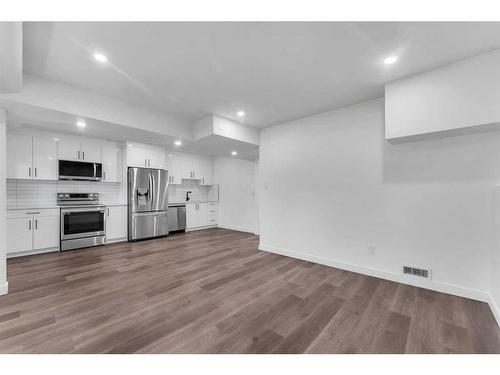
[102,143,120,182]
[127,144,149,168]
[106,206,127,240]
[81,140,102,163]
[207,202,218,226]
[181,153,194,179]
[199,157,213,185]
[166,152,183,184]
[7,217,33,254]
[58,136,81,161]
[197,203,209,227]
[7,134,33,179]
[33,215,59,250]
[149,146,166,169]
[186,203,198,229]
[33,136,57,180]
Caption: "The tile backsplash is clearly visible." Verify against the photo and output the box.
[168,181,219,203]
[7,179,218,209]
[7,179,123,209]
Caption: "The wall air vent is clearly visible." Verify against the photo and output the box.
[403,266,432,280]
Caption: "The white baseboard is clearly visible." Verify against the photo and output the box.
[218,224,259,235]
[0,281,8,296]
[186,225,217,232]
[106,237,127,244]
[487,294,500,327]
[259,243,491,304]
[7,247,58,258]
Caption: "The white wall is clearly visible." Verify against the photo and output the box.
[0,22,22,93]
[491,188,500,324]
[259,98,498,302]
[385,49,500,140]
[214,157,258,234]
[0,109,7,295]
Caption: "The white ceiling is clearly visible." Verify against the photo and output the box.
[4,102,259,160]
[23,22,500,128]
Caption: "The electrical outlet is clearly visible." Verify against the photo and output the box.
[368,245,376,255]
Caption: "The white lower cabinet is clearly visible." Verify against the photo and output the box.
[7,209,60,256]
[33,215,60,250]
[186,202,218,229]
[105,205,127,241]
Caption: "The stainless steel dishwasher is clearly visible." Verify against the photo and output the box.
[167,204,186,233]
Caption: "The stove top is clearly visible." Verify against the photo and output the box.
[57,192,100,206]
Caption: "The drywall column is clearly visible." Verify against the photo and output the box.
[0,109,7,295]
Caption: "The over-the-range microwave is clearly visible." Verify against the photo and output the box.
[58,160,103,181]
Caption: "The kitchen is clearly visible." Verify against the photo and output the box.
[1,20,500,357]
[5,127,222,257]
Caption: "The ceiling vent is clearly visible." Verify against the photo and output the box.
[403,266,432,280]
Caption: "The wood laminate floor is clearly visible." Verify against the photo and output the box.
[0,228,499,353]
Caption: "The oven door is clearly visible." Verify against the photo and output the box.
[61,207,106,240]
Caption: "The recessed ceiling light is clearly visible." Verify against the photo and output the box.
[174,140,182,146]
[237,111,245,117]
[231,151,238,156]
[53,138,60,142]
[384,55,398,65]
[93,53,108,63]
[76,121,86,128]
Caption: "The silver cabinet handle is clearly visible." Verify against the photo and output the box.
[202,178,204,184]
[82,151,85,160]
[28,219,32,230]
[26,211,40,215]
[145,159,147,166]
[35,219,38,230]
[103,171,106,181]
[34,168,37,177]
[107,208,110,216]
[149,159,151,167]
[77,150,80,160]
[28,167,31,177]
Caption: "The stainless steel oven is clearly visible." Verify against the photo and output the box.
[58,193,106,251]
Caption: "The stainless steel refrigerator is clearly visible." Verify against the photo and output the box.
[128,167,169,241]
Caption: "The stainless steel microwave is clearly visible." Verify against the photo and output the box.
[58,160,103,181]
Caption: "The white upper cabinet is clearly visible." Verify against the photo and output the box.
[126,142,166,169]
[81,139,102,163]
[7,133,57,180]
[181,153,195,179]
[127,143,149,168]
[198,157,213,185]
[57,135,82,161]
[7,133,33,179]
[165,151,183,184]
[33,136,57,180]
[58,135,102,162]
[149,146,166,169]
[180,152,213,184]
[101,142,121,182]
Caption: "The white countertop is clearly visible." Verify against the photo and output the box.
[170,200,218,205]
[6,201,219,210]
[7,202,128,211]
